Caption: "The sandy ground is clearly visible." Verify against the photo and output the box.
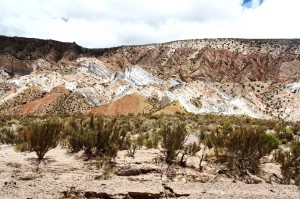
[0,144,299,199]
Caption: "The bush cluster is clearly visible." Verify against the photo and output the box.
[275,141,300,185]
[25,120,62,161]
[206,125,279,176]
[159,121,188,164]
[0,113,299,184]
[66,116,127,159]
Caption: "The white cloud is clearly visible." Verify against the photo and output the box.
[0,0,299,48]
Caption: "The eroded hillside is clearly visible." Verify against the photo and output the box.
[1,36,300,120]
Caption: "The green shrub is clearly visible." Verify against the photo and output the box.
[124,135,138,158]
[65,118,85,152]
[207,125,279,176]
[0,124,27,145]
[94,118,124,159]
[136,132,160,149]
[15,140,31,152]
[81,128,97,155]
[67,116,125,159]
[290,123,300,135]
[274,123,285,134]
[277,128,294,142]
[0,128,16,144]
[159,122,188,164]
[281,139,288,145]
[67,128,84,152]
[67,126,96,155]
[205,126,227,158]
[136,133,148,147]
[25,120,62,161]
[137,131,161,149]
[275,141,300,185]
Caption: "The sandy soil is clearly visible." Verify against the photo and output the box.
[0,144,299,199]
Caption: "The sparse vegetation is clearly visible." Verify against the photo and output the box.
[275,141,300,185]
[0,113,299,185]
[206,124,279,176]
[66,116,127,160]
[159,120,188,164]
[24,120,62,161]
[124,134,138,158]
[3,37,300,198]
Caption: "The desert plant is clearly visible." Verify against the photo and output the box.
[205,126,227,158]
[94,117,124,159]
[180,142,201,166]
[197,132,207,171]
[159,122,188,164]
[277,127,294,143]
[149,131,161,149]
[226,127,278,175]
[67,116,125,159]
[207,125,279,176]
[13,127,31,152]
[67,127,86,153]
[67,124,97,155]
[25,120,62,161]
[140,131,161,149]
[178,131,206,166]
[0,128,16,144]
[275,141,300,185]
[136,132,148,148]
[0,123,28,145]
[290,123,300,135]
[65,118,86,152]
[81,128,97,156]
[124,135,138,158]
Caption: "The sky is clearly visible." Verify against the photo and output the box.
[0,0,299,48]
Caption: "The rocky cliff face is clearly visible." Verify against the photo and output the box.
[1,36,300,120]
[99,39,300,83]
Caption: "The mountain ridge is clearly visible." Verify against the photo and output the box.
[1,35,300,120]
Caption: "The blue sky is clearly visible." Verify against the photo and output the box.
[242,0,264,8]
[0,0,299,47]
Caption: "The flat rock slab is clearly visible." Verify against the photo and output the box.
[168,182,300,199]
[1,179,300,199]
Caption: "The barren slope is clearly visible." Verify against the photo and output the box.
[90,93,155,116]
[1,36,300,120]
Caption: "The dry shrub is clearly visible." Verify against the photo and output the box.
[159,121,188,164]
[275,141,300,185]
[26,120,62,161]
[67,116,126,160]
[207,125,279,176]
